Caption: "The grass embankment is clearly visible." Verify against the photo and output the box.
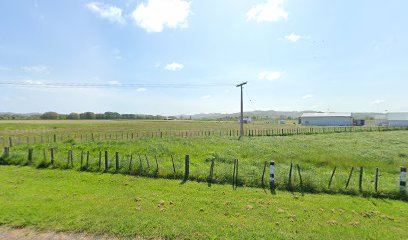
[2,131,408,198]
[0,166,407,239]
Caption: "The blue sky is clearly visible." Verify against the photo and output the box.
[0,0,407,115]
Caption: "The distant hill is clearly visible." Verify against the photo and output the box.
[0,111,387,121]
[183,110,385,120]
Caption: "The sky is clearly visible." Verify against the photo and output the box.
[0,0,407,115]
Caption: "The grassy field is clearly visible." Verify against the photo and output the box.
[2,130,408,198]
[0,119,282,135]
[0,166,407,239]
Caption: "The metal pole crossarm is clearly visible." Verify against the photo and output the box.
[236,82,248,87]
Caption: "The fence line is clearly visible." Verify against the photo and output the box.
[1,126,407,147]
[0,147,407,200]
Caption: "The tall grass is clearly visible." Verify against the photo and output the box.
[1,131,407,200]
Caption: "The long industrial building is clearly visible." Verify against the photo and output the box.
[300,112,353,126]
[387,113,408,127]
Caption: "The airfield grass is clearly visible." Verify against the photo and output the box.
[0,166,407,239]
[3,131,408,198]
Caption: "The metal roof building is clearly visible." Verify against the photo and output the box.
[300,112,353,126]
[387,113,408,127]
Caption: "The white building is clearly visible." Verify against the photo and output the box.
[237,117,252,124]
[300,112,353,126]
[387,113,408,127]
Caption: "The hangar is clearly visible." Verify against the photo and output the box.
[300,112,353,126]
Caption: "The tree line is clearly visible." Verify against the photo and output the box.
[0,112,168,120]
[41,112,168,120]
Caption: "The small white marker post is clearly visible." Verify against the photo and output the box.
[400,167,406,192]
[270,161,275,190]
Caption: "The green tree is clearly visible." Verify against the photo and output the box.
[79,112,96,119]
[67,112,80,120]
[40,112,59,120]
[104,112,120,119]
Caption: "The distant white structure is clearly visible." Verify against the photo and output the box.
[387,113,408,127]
[238,117,252,124]
[300,112,353,126]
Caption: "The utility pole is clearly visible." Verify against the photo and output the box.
[236,82,247,139]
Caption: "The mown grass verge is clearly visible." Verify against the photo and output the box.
[0,166,407,239]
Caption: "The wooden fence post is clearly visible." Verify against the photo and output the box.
[27,148,33,163]
[67,150,70,166]
[86,151,90,168]
[232,159,237,189]
[128,154,133,173]
[235,159,239,188]
[345,167,354,189]
[4,147,9,157]
[98,151,102,171]
[261,161,267,188]
[67,150,73,167]
[138,154,143,175]
[51,148,55,165]
[288,163,293,191]
[184,155,190,180]
[328,166,337,189]
[400,167,406,192]
[104,151,109,171]
[8,137,12,147]
[70,150,74,167]
[43,149,47,161]
[208,158,215,185]
[53,134,56,143]
[155,155,159,177]
[115,152,120,173]
[375,168,379,192]
[270,161,275,191]
[359,167,363,192]
[80,151,84,168]
[171,155,176,175]
[145,154,150,168]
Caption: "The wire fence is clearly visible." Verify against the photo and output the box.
[1,126,407,147]
[1,147,407,201]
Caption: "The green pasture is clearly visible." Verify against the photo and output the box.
[2,131,408,199]
[0,166,406,239]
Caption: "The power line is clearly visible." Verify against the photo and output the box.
[0,81,233,89]
[243,88,259,112]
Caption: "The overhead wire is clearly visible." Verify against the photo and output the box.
[0,81,233,89]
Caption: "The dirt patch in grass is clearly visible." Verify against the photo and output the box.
[0,226,157,240]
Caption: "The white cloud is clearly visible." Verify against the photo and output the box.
[371,99,385,104]
[131,0,191,32]
[285,33,301,42]
[86,2,125,24]
[201,95,211,99]
[21,65,50,75]
[247,0,288,23]
[258,71,281,81]
[302,94,313,99]
[136,88,147,92]
[164,62,184,71]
